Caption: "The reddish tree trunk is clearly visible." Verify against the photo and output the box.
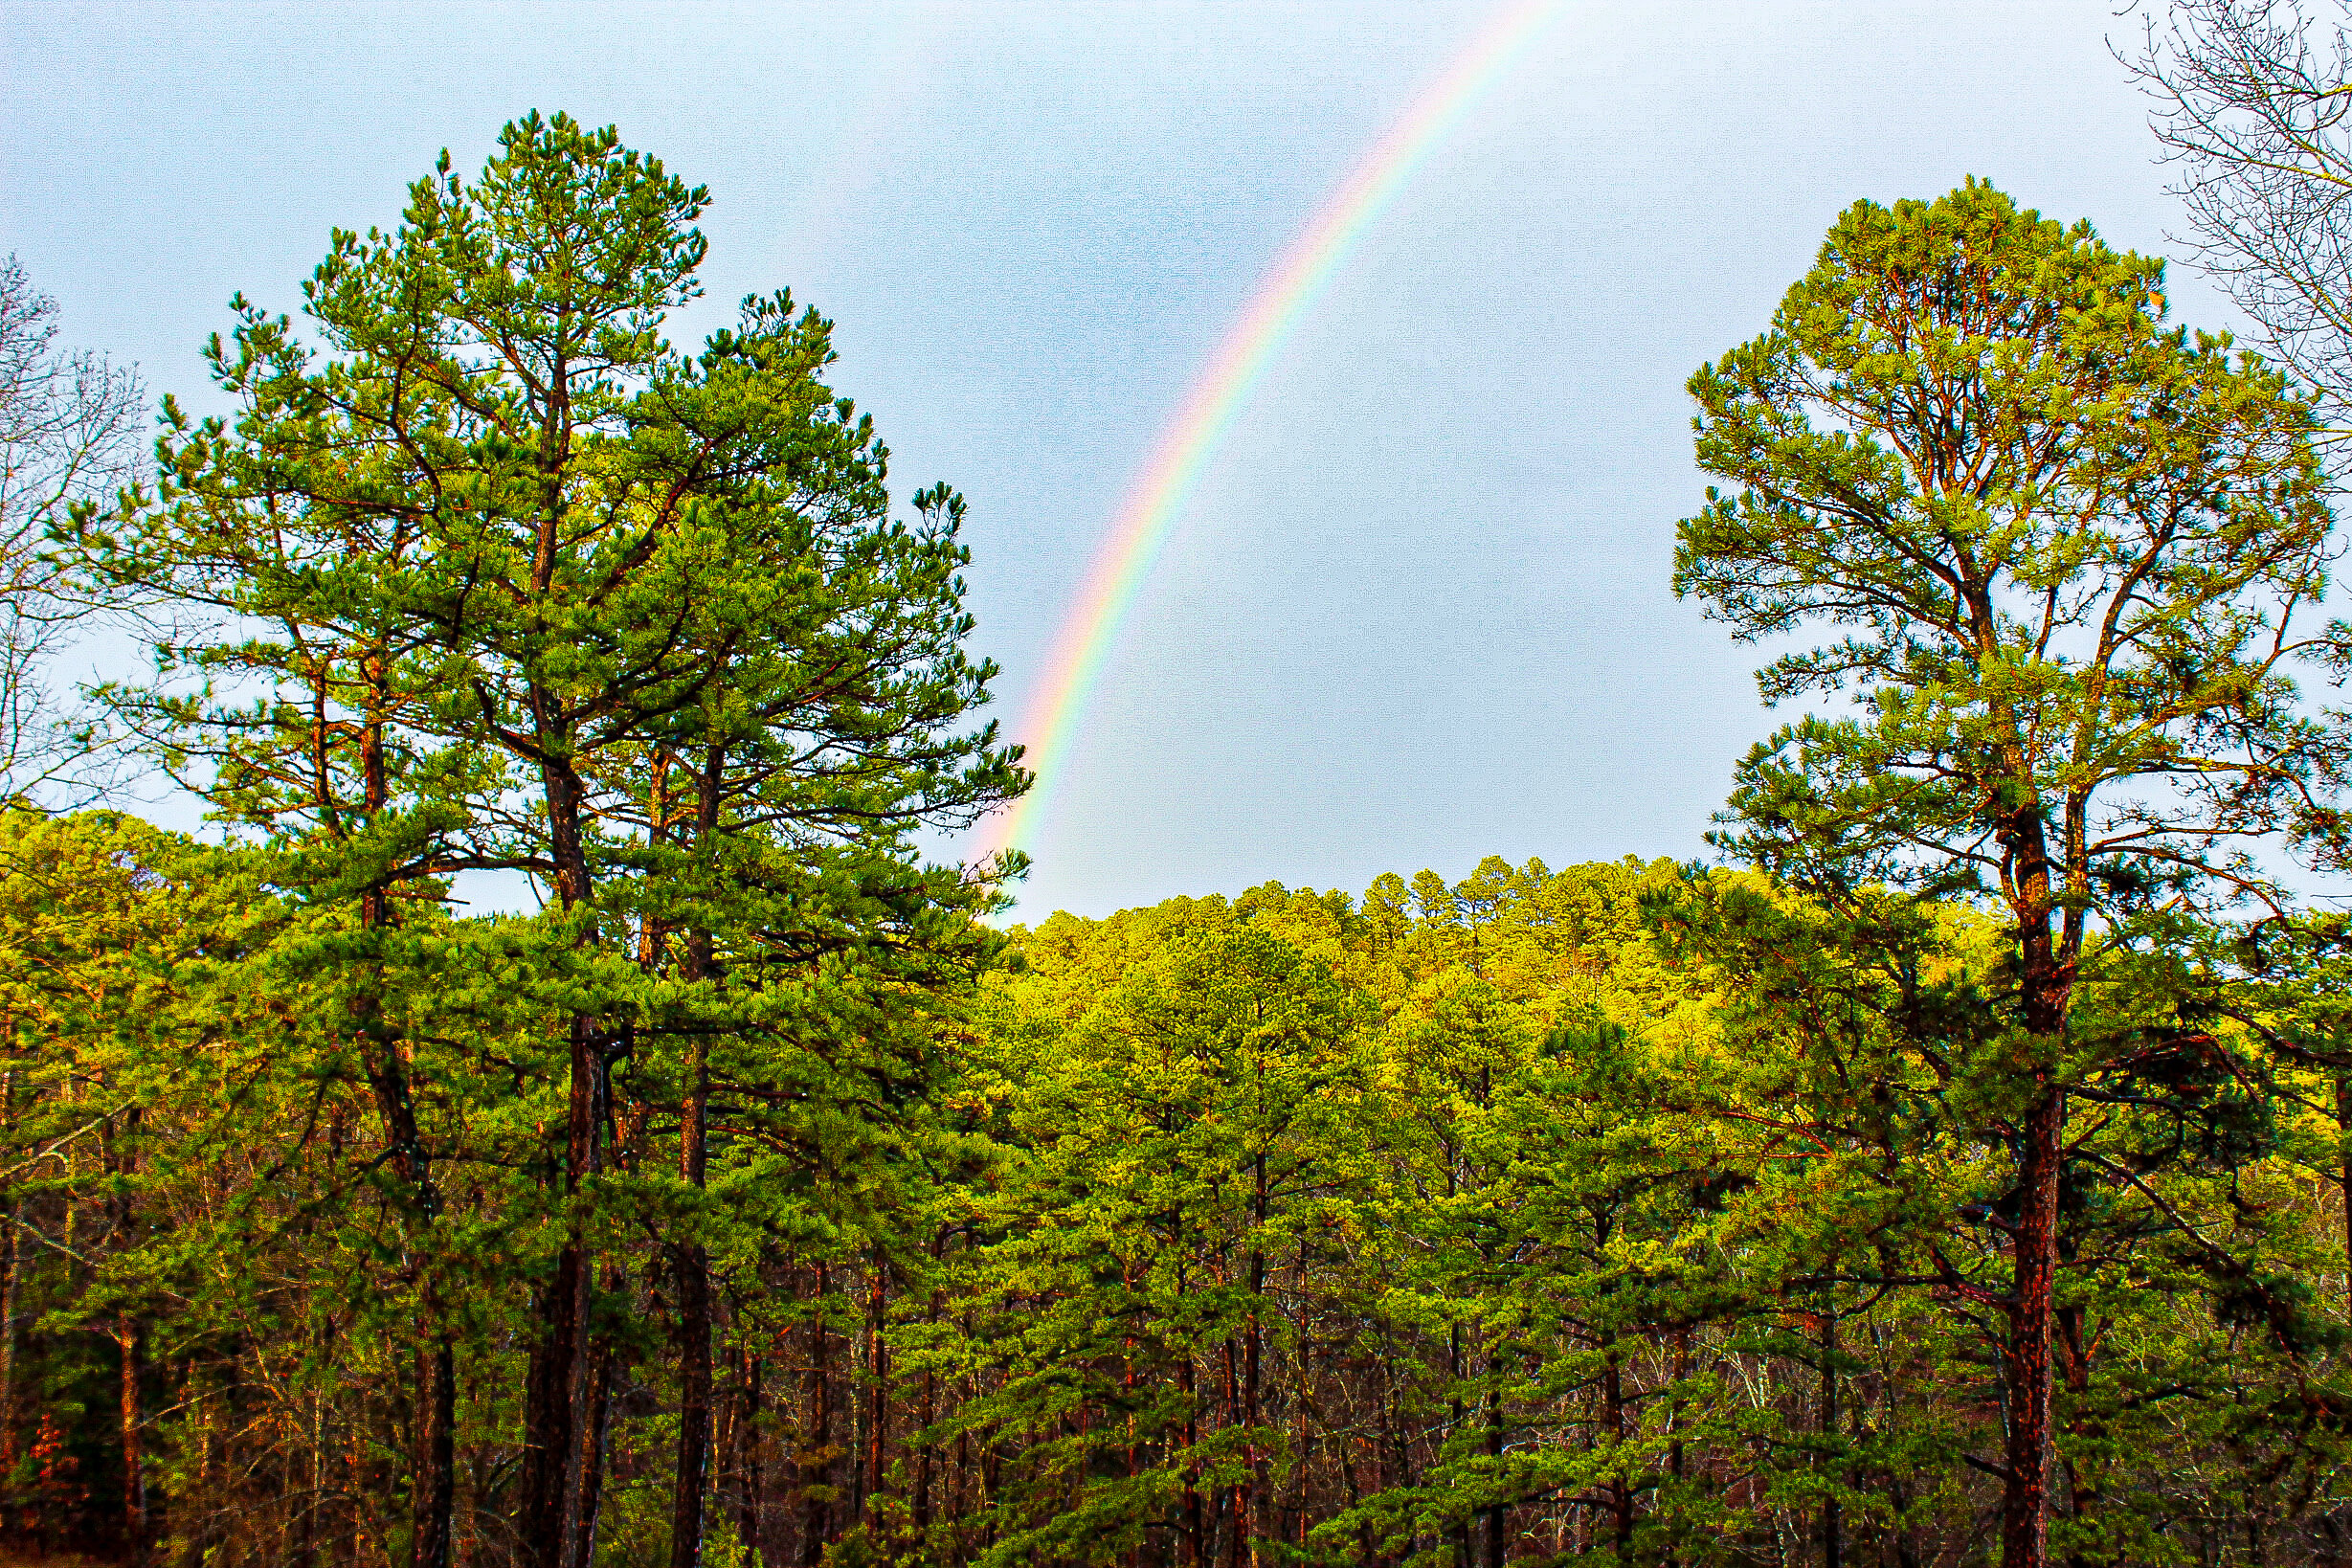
[1485,1342,1505,1568]
[521,1050,599,1568]
[414,1331,456,1568]
[865,1264,887,1533]
[2338,1074,2351,1312]
[1181,1352,1203,1568]
[571,1337,616,1568]
[1996,795,2071,1568]
[1604,1334,1633,1559]
[0,1186,16,1499]
[349,728,458,1568]
[118,1314,145,1562]
[803,1268,833,1566]
[2001,1081,2063,1568]
[670,991,714,1568]
[522,756,605,1568]
[735,1348,765,1560]
[1822,1307,1842,1568]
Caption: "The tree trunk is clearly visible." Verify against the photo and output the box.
[1484,1339,1505,1568]
[352,958,454,1568]
[803,1268,833,1567]
[1122,1265,1141,1568]
[351,719,459,1568]
[915,1358,936,1546]
[1820,1306,1840,1568]
[1992,788,2073,1568]
[1181,1350,1203,1568]
[298,1382,323,1568]
[519,748,607,1565]
[570,1338,616,1568]
[107,1102,147,1566]
[735,1347,765,1562]
[670,1027,713,1568]
[1223,1332,1245,1568]
[521,1022,600,1568]
[2053,1302,2104,1568]
[954,1385,974,1567]
[865,1263,887,1534]
[1602,1332,1633,1560]
[1449,1320,1468,1568]
[668,744,724,1568]
[414,1331,457,1568]
[118,1313,146,1562]
[521,1267,579,1562]
[1243,1157,1266,1568]
[2001,1080,2063,1568]
[2338,1072,2351,1314]
[917,1232,946,1550]
[670,1256,714,1568]
[0,1184,15,1490]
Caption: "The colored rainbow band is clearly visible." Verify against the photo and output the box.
[977,0,1564,866]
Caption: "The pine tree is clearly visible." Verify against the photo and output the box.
[1674,180,2333,1565]
[74,111,1023,1568]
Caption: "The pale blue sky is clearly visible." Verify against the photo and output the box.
[1,1,2242,917]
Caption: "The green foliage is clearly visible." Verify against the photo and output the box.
[1,137,2346,1568]
[1678,178,2330,914]
[1674,178,2341,1567]
[907,862,2350,1566]
[15,113,1023,1568]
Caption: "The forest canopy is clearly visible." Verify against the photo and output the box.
[6,57,2352,1568]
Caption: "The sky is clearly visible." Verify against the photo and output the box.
[0,0,2247,919]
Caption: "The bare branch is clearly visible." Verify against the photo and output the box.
[2128,0,2352,442]
[0,255,145,805]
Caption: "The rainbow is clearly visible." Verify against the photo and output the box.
[976,0,1563,865]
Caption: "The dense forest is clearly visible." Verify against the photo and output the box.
[10,6,2352,1567]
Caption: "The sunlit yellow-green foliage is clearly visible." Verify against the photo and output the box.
[890,856,2351,1566]
[5,825,2348,1565]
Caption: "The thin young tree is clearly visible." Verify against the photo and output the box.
[1673,181,2332,1566]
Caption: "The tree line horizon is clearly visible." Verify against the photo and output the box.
[6,6,2352,1567]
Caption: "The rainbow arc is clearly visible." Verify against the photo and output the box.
[976,0,1563,866]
